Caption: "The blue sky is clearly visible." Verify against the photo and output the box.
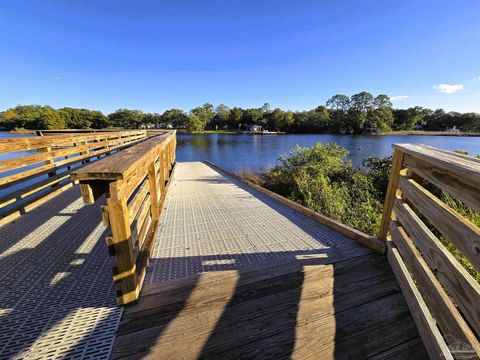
[0,0,479,114]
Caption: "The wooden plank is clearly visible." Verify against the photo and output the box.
[404,154,480,212]
[0,133,146,189]
[386,240,453,360]
[0,130,146,153]
[393,143,480,184]
[71,131,175,181]
[148,163,160,222]
[128,178,149,222]
[398,175,480,270]
[394,197,480,337]
[378,149,405,240]
[389,220,480,355]
[106,189,138,306]
[112,272,407,359]
[205,161,385,254]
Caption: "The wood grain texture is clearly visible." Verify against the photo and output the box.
[404,154,480,212]
[111,251,426,359]
[389,220,480,356]
[386,240,453,360]
[393,143,480,184]
[398,175,480,270]
[378,148,405,240]
[0,130,147,225]
[394,197,480,337]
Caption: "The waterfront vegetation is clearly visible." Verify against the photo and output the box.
[1,91,480,134]
[256,143,479,281]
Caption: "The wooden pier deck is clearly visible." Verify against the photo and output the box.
[3,131,480,360]
[0,161,427,359]
[111,162,427,359]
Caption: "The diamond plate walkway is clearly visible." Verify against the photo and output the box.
[0,162,426,359]
[144,162,367,284]
[111,162,426,359]
[0,188,122,360]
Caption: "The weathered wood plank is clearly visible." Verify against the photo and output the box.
[386,240,453,360]
[0,130,146,153]
[71,132,174,181]
[398,175,480,270]
[394,197,480,337]
[378,148,405,240]
[106,190,138,306]
[393,143,480,184]
[389,219,480,355]
[404,153,480,212]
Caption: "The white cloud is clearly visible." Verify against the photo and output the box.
[433,84,464,94]
[390,95,409,101]
[472,76,480,81]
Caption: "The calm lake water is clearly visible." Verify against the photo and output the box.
[175,133,480,172]
[1,131,479,173]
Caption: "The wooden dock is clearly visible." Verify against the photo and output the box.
[111,162,427,359]
[1,131,479,359]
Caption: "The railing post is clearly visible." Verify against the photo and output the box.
[106,183,138,306]
[378,149,405,240]
[148,162,160,222]
[160,150,166,192]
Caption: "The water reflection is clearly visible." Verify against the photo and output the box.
[176,133,480,172]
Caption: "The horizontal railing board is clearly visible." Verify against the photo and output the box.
[389,221,480,354]
[386,241,454,360]
[71,132,175,181]
[403,154,480,213]
[393,144,480,184]
[394,197,480,337]
[398,175,480,270]
[72,131,176,305]
[0,130,147,225]
[0,130,146,153]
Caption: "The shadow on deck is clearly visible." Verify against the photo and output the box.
[111,162,428,360]
[0,187,122,359]
[0,162,428,359]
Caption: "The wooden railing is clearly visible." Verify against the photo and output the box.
[0,130,147,226]
[71,131,176,305]
[379,144,480,359]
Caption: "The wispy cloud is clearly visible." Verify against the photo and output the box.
[390,95,409,101]
[433,83,463,94]
[472,76,480,82]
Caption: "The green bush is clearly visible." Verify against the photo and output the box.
[260,143,383,235]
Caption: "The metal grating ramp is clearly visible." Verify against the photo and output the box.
[0,187,122,360]
[145,162,362,284]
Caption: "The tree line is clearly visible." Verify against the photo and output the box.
[1,92,479,133]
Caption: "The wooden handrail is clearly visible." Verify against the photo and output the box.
[71,130,176,305]
[379,144,480,359]
[0,130,147,226]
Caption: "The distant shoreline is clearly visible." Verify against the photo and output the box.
[5,128,480,137]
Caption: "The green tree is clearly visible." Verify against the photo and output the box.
[38,109,65,129]
[108,109,144,128]
[373,95,392,109]
[350,91,374,112]
[326,94,350,111]
[161,109,189,128]
[228,107,244,129]
[186,113,204,132]
[213,104,231,128]
[191,103,214,131]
